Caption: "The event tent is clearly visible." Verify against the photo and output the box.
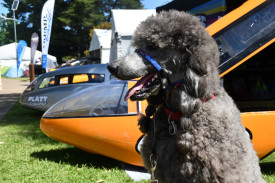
[89,29,111,64]
[109,9,156,62]
[0,42,58,71]
[3,66,24,78]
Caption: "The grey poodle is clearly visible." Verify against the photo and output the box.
[108,10,265,183]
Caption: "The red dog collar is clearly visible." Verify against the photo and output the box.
[164,94,215,121]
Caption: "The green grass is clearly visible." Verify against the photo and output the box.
[0,102,274,182]
[261,152,275,183]
[0,102,148,183]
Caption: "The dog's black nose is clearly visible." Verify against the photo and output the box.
[107,63,119,75]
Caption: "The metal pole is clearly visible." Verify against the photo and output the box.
[13,11,17,44]
[0,60,2,90]
[13,10,18,77]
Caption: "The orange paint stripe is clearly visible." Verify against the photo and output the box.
[206,0,266,36]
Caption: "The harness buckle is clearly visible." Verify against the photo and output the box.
[168,112,177,135]
[150,154,158,183]
[169,121,177,135]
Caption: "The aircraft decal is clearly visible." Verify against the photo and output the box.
[28,96,48,106]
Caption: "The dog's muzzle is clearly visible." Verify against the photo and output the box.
[135,49,170,89]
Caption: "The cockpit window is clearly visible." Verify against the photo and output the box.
[38,73,105,89]
[215,1,275,73]
[24,78,38,91]
[39,76,55,89]
[89,74,105,83]
[60,76,69,85]
[73,74,89,83]
[43,79,139,118]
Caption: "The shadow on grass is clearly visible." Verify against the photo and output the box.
[30,147,121,169]
[260,151,275,175]
[0,94,24,121]
[261,161,275,175]
[0,101,44,126]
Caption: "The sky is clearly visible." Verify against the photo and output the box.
[0,0,8,15]
[0,0,172,17]
[142,0,172,9]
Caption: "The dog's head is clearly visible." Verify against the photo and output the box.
[108,10,221,113]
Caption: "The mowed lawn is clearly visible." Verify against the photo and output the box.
[0,102,274,183]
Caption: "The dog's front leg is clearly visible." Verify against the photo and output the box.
[138,114,152,133]
[138,105,157,133]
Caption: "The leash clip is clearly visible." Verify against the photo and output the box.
[168,112,177,135]
[150,154,158,183]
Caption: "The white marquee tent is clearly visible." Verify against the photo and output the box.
[89,29,111,64]
[0,42,58,71]
[109,9,156,62]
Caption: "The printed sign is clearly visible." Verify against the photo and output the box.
[30,32,39,64]
[28,96,48,106]
[41,0,55,69]
[17,40,27,72]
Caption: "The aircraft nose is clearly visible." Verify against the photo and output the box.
[107,63,119,75]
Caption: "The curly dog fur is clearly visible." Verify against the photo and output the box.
[108,10,265,183]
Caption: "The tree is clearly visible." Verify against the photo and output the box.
[100,0,144,21]
[2,0,143,64]
[0,16,14,45]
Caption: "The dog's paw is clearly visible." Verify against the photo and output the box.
[138,114,152,133]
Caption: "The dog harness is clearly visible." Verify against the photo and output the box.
[164,94,215,121]
[137,48,215,182]
[135,49,186,90]
[144,94,216,182]
[135,49,162,71]
[164,94,215,135]
[136,49,186,91]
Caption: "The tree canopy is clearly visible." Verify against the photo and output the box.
[1,0,143,63]
[0,17,13,45]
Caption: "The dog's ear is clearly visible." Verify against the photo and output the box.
[179,91,202,114]
[188,53,208,76]
[181,67,207,99]
[177,117,193,152]
[197,76,207,98]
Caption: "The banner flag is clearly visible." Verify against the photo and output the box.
[17,40,27,73]
[30,32,39,64]
[41,0,55,69]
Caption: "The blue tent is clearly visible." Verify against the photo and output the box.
[4,66,24,78]
[1,66,10,76]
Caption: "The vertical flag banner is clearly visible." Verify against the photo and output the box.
[30,32,39,64]
[17,40,27,73]
[41,0,55,69]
